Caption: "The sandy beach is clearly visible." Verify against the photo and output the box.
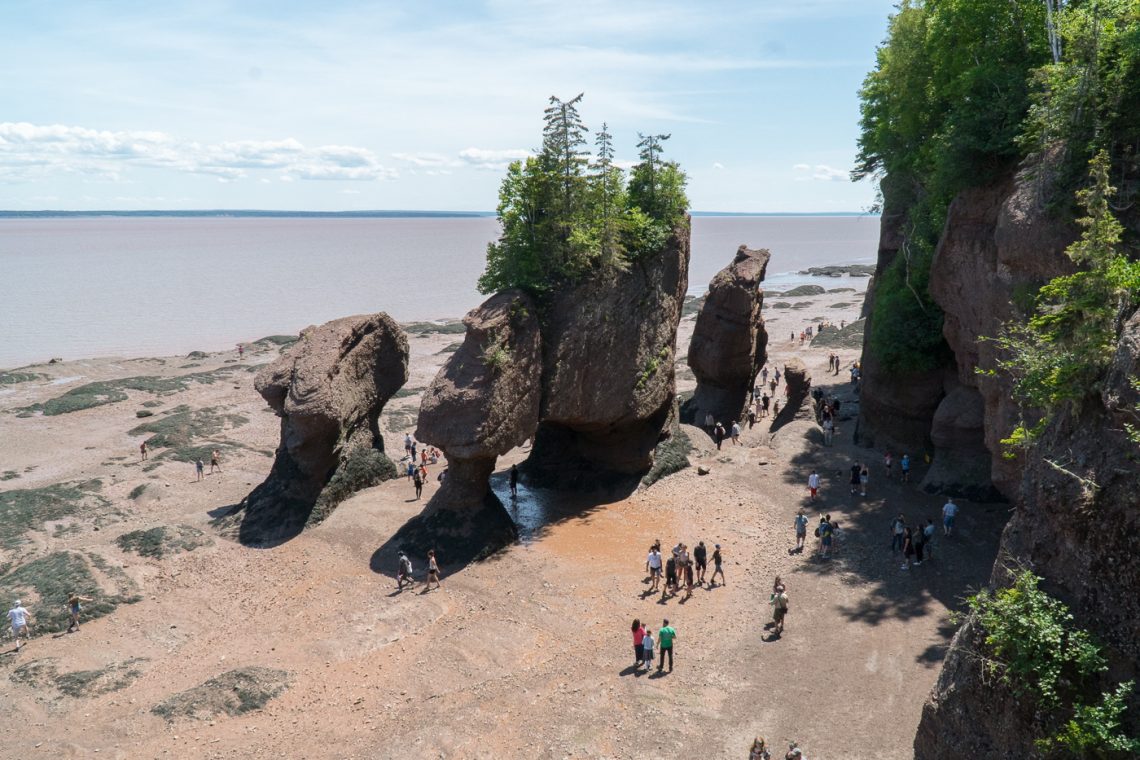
[0,279,1007,759]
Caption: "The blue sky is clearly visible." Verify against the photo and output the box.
[0,0,897,212]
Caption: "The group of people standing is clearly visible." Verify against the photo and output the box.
[645,539,725,603]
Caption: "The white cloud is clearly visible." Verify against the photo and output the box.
[712,161,724,170]
[457,147,531,171]
[0,122,397,183]
[792,162,849,182]
[391,151,459,168]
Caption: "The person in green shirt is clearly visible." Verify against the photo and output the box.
[657,619,677,672]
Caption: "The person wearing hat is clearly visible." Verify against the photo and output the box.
[7,600,31,652]
[709,543,725,586]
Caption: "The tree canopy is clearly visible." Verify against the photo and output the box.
[478,94,689,296]
[854,0,1140,373]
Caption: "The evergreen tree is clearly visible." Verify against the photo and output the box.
[540,94,590,274]
[587,123,629,270]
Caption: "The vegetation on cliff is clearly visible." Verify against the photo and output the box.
[967,570,1140,756]
[854,0,1140,372]
[989,151,1140,448]
[478,94,689,296]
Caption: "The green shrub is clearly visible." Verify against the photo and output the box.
[969,570,1140,755]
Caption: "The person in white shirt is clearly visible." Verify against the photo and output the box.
[641,628,655,669]
[7,600,31,652]
[807,471,820,501]
[645,546,663,592]
[942,499,959,536]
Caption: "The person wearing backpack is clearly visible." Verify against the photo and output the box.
[771,586,789,634]
[412,468,423,500]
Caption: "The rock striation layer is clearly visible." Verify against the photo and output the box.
[681,245,770,430]
[234,313,408,544]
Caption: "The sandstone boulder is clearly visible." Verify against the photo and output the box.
[529,223,690,481]
[769,359,813,431]
[417,290,542,510]
[681,245,769,429]
[233,313,408,544]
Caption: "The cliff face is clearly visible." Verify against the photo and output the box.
[858,170,1074,499]
[915,311,1140,758]
[927,175,1074,498]
[856,199,947,454]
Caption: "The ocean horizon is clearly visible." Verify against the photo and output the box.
[0,214,879,368]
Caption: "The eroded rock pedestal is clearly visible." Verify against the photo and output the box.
[530,227,690,483]
[232,313,408,544]
[408,291,543,553]
[681,245,769,430]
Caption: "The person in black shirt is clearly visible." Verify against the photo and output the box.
[693,541,707,584]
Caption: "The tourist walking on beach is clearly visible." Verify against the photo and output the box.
[397,552,414,590]
[139,441,148,461]
[923,518,936,559]
[913,522,926,565]
[770,585,789,634]
[426,550,441,590]
[631,619,646,667]
[641,627,655,669]
[7,600,31,651]
[849,462,861,495]
[195,458,205,482]
[761,367,769,386]
[884,451,893,479]
[657,619,676,671]
[785,741,805,759]
[750,736,772,760]
[710,544,725,586]
[761,393,770,418]
[891,512,906,553]
[704,411,714,433]
[794,509,809,552]
[714,422,726,450]
[646,545,663,591]
[730,420,741,445]
[683,556,694,601]
[942,498,958,536]
[822,416,834,446]
[900,453,911,482]
[860,463,870,497]
[66,593,93,633]
[819,516,834,558]
[747,407,757,429]
[210,449,222,474]
[807,470,820,501]
[900,527,916,570]
[509,464,519,497]
[404,433,414,459]
[412,468,423,499]
[694,541,708,585]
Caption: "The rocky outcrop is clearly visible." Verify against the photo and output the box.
[417,290,542,512]
[233,314,408,544]
[919,384,1001,502]
[528,224,690,482]
[681,245,769,429]
[929,174,1074,497]
[914,310,1140,758]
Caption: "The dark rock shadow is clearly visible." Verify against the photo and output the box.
[771,372,1008,644]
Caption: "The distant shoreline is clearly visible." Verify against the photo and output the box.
[0,209,880,219]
